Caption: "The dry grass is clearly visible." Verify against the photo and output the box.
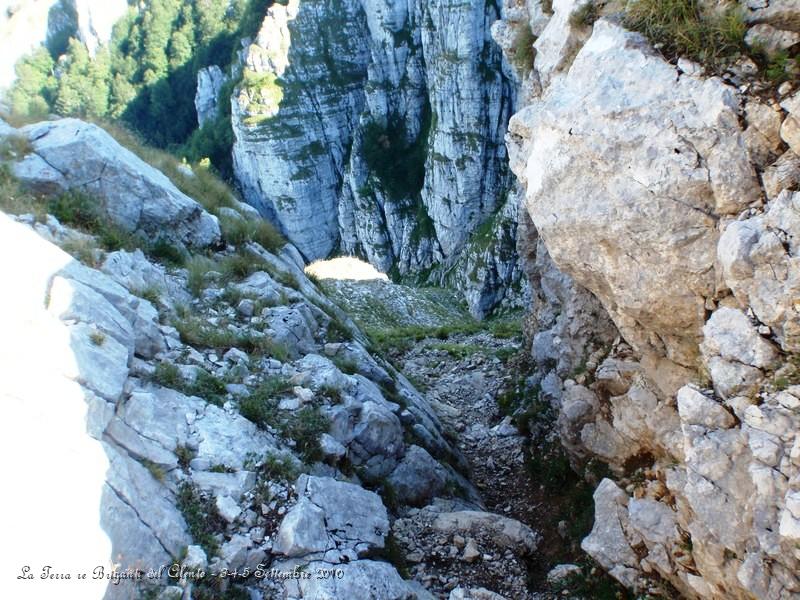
[624,0,746,69]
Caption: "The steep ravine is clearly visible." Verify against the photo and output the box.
[1,117,600,600]
[218,0,526,319]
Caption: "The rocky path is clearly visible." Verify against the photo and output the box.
[386,331,557,599]
[400,332,537,527]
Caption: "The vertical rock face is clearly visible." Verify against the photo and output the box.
[195,66,227,128]
[232,0,370,261]
[230,0,522,316]
[502,1,800,597]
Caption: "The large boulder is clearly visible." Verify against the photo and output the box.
[12,119,220,248]
[274,475,389,561]
[507,20,760,376]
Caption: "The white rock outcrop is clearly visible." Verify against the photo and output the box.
[502,6,800,598]
[13,118,220,248]
[508,20,760,376]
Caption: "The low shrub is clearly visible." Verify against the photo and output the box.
[176,482,223,557]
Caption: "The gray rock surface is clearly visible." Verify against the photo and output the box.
[275,475,389,560]
[508,19,760,375]
[195,65,227,127]
[231,0,523,316]
[501,5,800,597]
[13,119,220,248]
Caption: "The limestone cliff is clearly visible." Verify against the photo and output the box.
[230,0,523,317]
[502,1,800,597]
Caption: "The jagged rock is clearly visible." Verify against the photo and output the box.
[348,400,405,481]
[744,99,785,166]
[216,495,242,523]
[183,545,207,571]
[782,93,800,155]
[676,386,735,430]
[763,150,800,200]
[219,534,264,571]
[743,0,800,30]
[232,270,284,305]
[263,304,318,358]
[274,497,329,557]
[387,445,448,507]
[432,511,539,554]
[192,471,257,499]
[274,475,389,560]
[718,190,800,353]
[12,119,220,248]
[318,433,346,461]
[532,0,592,88]
[102,249,192,306]
[745,23,800,53]
[700,307,780,398]
[102,443,192,571]
[508,19,760,377]
[546,564,581,584]
[581,479,640,589]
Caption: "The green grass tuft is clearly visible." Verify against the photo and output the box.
[624,0,746,70]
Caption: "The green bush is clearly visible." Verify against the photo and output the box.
[176,482,223,556]
[189,369,228,407]
[511,24,536,71]
[569,3,599,28]
[361,102,431,200]
[174,316,239,349]
[61,238,101,267]
[0,134,33,160]
[186,255,217,296]
[238,376,292,427]
[153,361,183,388]
[217,251,269,281]
[239,379,328,463]
[48,190,100,229]
[281,406,329,463]
[149,238,187,267]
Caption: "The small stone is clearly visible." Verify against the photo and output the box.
[250,527,266,543]
[557,520,568,538]
[277,397,301,411]
[453,534,466,550]
[461,538,480,563]
[223,348,249,365]
[216,495,242,523]
[293,386,314,403]
[547,563,581,584]
[237,298,255,317]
